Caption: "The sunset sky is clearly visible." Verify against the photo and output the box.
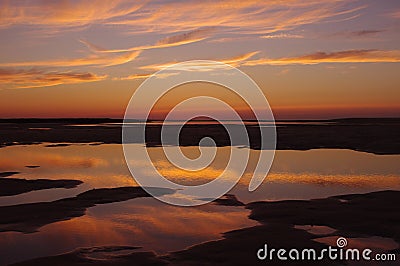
[0,0,399,119]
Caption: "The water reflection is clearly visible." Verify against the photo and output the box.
[0,144,399,264]
[0,198,256,265]
[0,144,399,205]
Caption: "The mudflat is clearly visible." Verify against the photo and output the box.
[1,118,399,154]
[11,190,400,265]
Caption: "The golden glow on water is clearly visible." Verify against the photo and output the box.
[0,144,399,195]
[265,173,400,189]
[0,144,399,264]
[0,198,256,262]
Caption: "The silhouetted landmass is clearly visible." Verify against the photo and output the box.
[0,186,174,233]
[11,190,400,265]
[0,171,20,177]
[0,118,123,124]
[0,118,399,154]
[25,165,40,168]
[202,194,245,206]
[44,143,71,147]
[0,178,82,197]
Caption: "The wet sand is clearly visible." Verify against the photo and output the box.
[1,118,399,154]
[10,190,400,265]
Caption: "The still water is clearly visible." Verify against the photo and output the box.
[0,144,399,264]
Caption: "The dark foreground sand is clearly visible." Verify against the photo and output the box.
[9,190,400,266]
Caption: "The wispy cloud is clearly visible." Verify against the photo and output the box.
[116,73,153,80]
[108,1,364,35]
[244,49,400,65]
[222,51,260,66]
[140,51,259,71]
[81,28,215,53]
[387,10,400,19]
[114,72,179,81]
[329,29,385,39]
[156,28,215,46]
[0,0,143,28]
[261,33,304,39]
[0,1,364,37]
[0,68,106,89]
[349,30,384,37]
[276,69,291,76]
[0,51,141,68]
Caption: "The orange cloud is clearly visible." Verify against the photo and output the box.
[244,49,400,65]
[156,28,215,46]
[140,51,259,71]
[116,73,153,80]
[261,33,304,39]
[137,48,400,77]
[81,28,215,54]
[0,68,106,89]
[115,72,180,81]
[0,50,141,68]
[0,0,143,28]
[0,1,364,37]
[109,0,364,35]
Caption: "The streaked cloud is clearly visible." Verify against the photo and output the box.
[109,1,364,35]
[81,28,215,53]
[0,1,364,37]
[244,49,400,66]
[0,0,143,28]
[329,29,385,39]
[156,28,215,46]
[116,73,153,81]
[141,51,259,71]
[387,10,400,19]
[114,72,179,81]
[0,68,106,89]
[222,51,260,66]
[349,30,384,37]
[0,51,141,68]
[261,33,304,39]
[208,37,241,43]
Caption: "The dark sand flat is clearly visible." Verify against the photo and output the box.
[1,118,399,154]
[0,186,174,233]
[12,190,400,265]
[0,178,82,197]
